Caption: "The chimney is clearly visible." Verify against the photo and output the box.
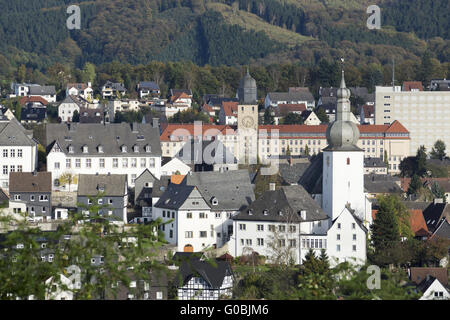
[269,183,276,191]
[152,118,159,129]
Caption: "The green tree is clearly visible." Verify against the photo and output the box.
[263,108,275,125]
[304,145,310,156]
[315,108,329,123]
[430,181,446,202]
[430,140,446,161]
[415,145,428,177]
[72,110,80,123]
[371,196,401,253]
[282,112,303,125]
[407,174,422,196]
[81,63,96,84]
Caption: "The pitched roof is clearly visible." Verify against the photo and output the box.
[79,107,105,124]
[233,185,327,223]
[278,162,311,185]
[402,81,423,91]
[422,202,450,232]
[431,219,450,240]
[154,184,196,210]
[364,157,386,168]
[46,123,161,156]
[19,96,48,107]
[385,120,409,134]
[170,89,192,97]
[410,267,448,286]
[221,101,238,117]
[179,259,233,289]
[184,170,255,211]
[102,81,126,92]
[268,91,315,103]
[170,92,191,103]
[408,209,430,237]
[176,139,237,166]
[9,172,51,193]
[139,81,160,90]
[28,85,56,96]
[160,124,236,142]
[77,174,127,197]
[364,174,403,194]
[277,103,307,115]
[0,119,37,146]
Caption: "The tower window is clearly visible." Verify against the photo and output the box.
[347,158,350,165]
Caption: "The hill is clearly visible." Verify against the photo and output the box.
[0,0,448,76]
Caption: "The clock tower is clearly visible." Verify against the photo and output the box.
[237,68,258,164]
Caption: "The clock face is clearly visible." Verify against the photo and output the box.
[242,116,255,128]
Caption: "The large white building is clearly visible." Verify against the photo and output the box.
[0,116,38,190]
[46,123,162,190]
[374,85,450,155]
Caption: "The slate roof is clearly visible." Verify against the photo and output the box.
[46,123,161,156]
[183,170,255,211]
[77,174,127,197]
[21,104,47,122]
[139,81,160,91]
[233,185,328,223]
[268,91,315,103]
[422,202,450,232]
[79,107,105,124]
[278,162,310,185]
[151,176,172,198]
[431,219,450,240]
[0,188,9,203]
[364,174,403,194]
[364,157,386,168]
[179,259,233,289]
[154,184,196,210]
[9,172,52,193]
[298,152,324,194]
[410,267,448,286]
[0,119,37,146]
[102,81,126,92]
[28,85,56,96]
[60,95,85,107]
[175,139,237,165]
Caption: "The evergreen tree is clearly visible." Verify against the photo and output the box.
[72,110,80,123]
[371,196,401,253]
[407,174,422,196]
[431,181,446,202]
[263,108,274,125]
[282,112,303,125]
[430,140,446,161]
[315,108,329,123]
[415,145,428,177]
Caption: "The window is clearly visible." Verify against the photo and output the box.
[18,149,23,158]
[156,292,163,300]
[199,212,206,219]
[337,245,341,252]
[353,234,357,241]
[3,149,7,157]
[99,158,105,168]
[109,199,113,204]
[352,223,356,229]
[17,165,22,172]
[14,194,21,200]
[30,195,35,201]
[75,159,81,168]
[337,234,340,240]
[215,212,221,219]
[289,239,296,248]
[113,158,118,168]
[39,195,48,201]
[185,231,193,238]
[186,212,192,219]
[278,225,286,232]
[239,224,246,231]
[337,223,341,229]
[66,159,71,169]
[268,225,275,232]
[347,158,350,165]
[98,199,103,205]
[10,149,15,157]
[246,239,252,246]
[54,162,60,169]
[199,231,207,238]
[131,158,137,168]
[289,225,296,233]
[86,159,92,168]
[257,238,264,246]
[122,158,128,168]
[131,174,137,184]
[10,165,15,172]
[353,245,357,252]
[278,239,286,247]
[140,158,146,168]
[2,166,7,175]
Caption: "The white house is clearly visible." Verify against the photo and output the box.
[58,95,84,122]
[101,81,127,99]
[28,85,57,103]
[66,83,93,101]
[46,123,162,190]
[302,111,321,125]
[0,118,38,190]
[161,157,191,176]
[218,102,238,125]
[107,99,141,116]
[418,277,450,300]
[45,274,77,300]
[265,89,315,110]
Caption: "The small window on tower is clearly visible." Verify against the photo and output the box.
[347,158,350,165]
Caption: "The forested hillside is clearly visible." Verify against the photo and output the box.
[0,0,448,83]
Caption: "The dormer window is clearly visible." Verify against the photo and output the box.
[68,145,74,153]
[134,145,139,153]
[211,197,218,206]
[263,210,268,216]
[98,145,104,153]
[83,146,88,153]
[97,184,105,192]
[145,145,151,153]
[121,145,127,153]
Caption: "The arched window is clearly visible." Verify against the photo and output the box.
[347,157,350,165]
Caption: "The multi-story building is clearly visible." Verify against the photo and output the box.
[265,88,315,110]
[77,174,128,223]
[0,117,38,190]
[8,171,52,222]
[58,95,84,122]
[101,81,127,99]
[374,85,450,155]
[46,122,162,190]
[66,83,93,101]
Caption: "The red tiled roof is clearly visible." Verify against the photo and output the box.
[160,124,237,141]
[222,101,238,117]
[19,96,49,106]
[171,175,185,185]
[372,209,429,237]
[202,104,214,113]
[278,103,307,114]
[385,120,409,134]
[410,267,448,286]
[170,92,191,103]
[360,104,375,117]
[403,81,423,91]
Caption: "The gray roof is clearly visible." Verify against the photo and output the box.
[319,87,337,98]
[9,172,52,193]
[268,91,315,103]
[317,97,337,109]
[0,119,37,147]
[279,162,310,185]
[422,203,450,232]
[102,81,127,92]
[364,174,403,194]
[29,85,56,96]
[183,170,255,211]
[179,259,233,289]
[364,157,386,168]
[154,184,196,210]
[46,123,161,156]
[299,153,324,194]
[139,81,160,90]
[175,140,237,165]
[60,95,85,107]
[431,219,450,240]
[77,174,127,197]
[233,185,328,222]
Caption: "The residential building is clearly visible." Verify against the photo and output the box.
[374,85,450,155]
[177,255,233,300]
[161,157,191,176]
[28,85,56,103]
[21,102,47,124]
[66,83,93,101]
[137,81,160,98]
[265,88,315,110]
[169,91,192,108]
[101,81,127,99]
[107,99,141,117]
[58,95,84,122]
[153,170,255,252]
[359,104,375,125]
[363,157,387,174]
[410,267,449,300]
[0,118,38,190]
[219,101,238,125]
[79,107,107,124]
[8,171,52,221]
[301,110,321,125]
[46,122,162,190]
[77,174,128,223]
[430,79,450,91]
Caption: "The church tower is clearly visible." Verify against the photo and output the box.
[322,69,366,221]
[237,68,258,164]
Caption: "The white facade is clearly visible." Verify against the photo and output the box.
[45,274,75,300]
[107,100,140,116]
[0,145,38,190]
[58,101,80,122]
[178,275,233,300]
[326,208,367,267]
[47,143,161,190]
[66,83,93,101]
[161,158,191,176]
[303,111,321,125]
[229,218,329,265]
[322,151,366,221]
[419,279,450,300]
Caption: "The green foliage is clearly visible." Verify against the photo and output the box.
[315,108,329,124]
[72,110,80,123]
[168,109,210,123]
[430,140,446,161]
[407,174,422,196]
[430,181,446,202]
[282,112,303,125]
[263,108,274,125]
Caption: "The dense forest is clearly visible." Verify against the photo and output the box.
[0,0,448,86]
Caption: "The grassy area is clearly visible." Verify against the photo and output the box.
[207,2,313,48]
